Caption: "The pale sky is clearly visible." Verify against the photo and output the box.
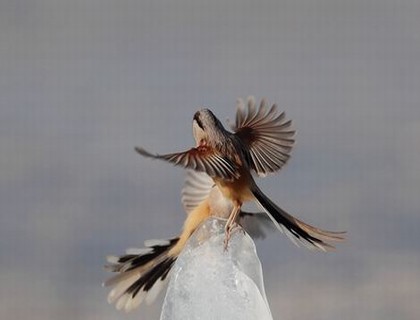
[1,1,420,319]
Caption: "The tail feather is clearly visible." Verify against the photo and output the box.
[103,237,179,312]
[251,185,345,251]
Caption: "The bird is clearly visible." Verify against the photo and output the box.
[103,170,276,312]
[135,97,345,250]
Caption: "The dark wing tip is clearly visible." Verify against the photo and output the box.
[134,147,156,158]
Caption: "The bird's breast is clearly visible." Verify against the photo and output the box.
[214,172,253,203]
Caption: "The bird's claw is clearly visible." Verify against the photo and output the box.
[223,227,231,251]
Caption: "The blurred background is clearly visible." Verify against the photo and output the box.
[1,1,419,319]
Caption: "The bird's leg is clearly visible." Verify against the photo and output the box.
[224,203,241,250]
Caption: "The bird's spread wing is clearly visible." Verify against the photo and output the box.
[135,146,240,180]
[233,96,295,176]
[181,170,214,214]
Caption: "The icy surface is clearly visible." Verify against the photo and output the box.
[160,217,273,320]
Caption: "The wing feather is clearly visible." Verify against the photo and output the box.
[233,97,296,176]
[181,170,214,214]
[135,146,239,180]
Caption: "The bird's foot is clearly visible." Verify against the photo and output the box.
[223,228,231,251]
[224,222,237,251]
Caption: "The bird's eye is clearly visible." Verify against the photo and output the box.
[193,112,204,129]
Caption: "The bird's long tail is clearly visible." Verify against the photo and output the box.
[250,184,345,251]
[103,237,181,312]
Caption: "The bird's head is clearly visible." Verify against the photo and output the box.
[192,109,225,146]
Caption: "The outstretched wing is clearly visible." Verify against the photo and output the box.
[135,146,240,181]
[181,170,214,214]
[233,97,295,176]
